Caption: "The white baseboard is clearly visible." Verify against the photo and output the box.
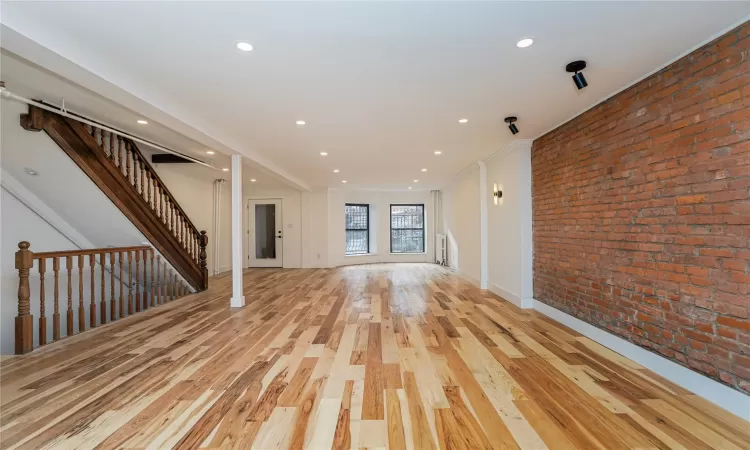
[488,283,534,309]
[216,265,232,275]
[532,299,750,421]
[456,270,482,288]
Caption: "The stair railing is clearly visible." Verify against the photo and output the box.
[14,241,198,354]
[83,124,208,286]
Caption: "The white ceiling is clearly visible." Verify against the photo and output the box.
[2,2,748,190]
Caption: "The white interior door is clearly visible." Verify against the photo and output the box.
[248,199,283,268]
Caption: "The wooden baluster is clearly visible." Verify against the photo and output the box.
[95,128,102,148]
[110,251,116,321]
[78,255,85,333]
[199,231,208,290]
[147,171,152,208]
[89,254,96,328]
[162,260,167,302]
[135,250,141,313]
[127,251,133,315]
[177,214,182,246]
[38,257,46,347]
[150,249,155,308]
[156,254,161,305]
[171,204,175,235]
[140,159,145,199]
[100,252,107,324]
[66,256,73,337]
[110,132,116,163]
[126,143,132,185]
[132,153,138,190]
[53,257,61,341]
[15,242,33,354]
[160,188,165,221]
[118,137,124,172]
[153,178,158,214]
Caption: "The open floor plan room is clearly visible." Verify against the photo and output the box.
[1,265,747,449]
[1,2,749,449]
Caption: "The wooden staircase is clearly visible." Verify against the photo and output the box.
[20,105,208,292]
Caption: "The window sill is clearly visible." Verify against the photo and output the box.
[345,253,377,257]
[389,252,427,255]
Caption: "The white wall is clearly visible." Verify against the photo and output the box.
[0,98,147,248]
[327,189,433,267]
[441,141,533,306]
[485,142,533,305]
[301,188,330,268]
[442,165,481,282]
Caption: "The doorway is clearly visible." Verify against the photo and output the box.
[248,198,283,267]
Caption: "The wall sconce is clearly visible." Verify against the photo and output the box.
[493,183,503,205]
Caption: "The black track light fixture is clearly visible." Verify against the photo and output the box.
[504,116,519,135]
[566,60,588,90]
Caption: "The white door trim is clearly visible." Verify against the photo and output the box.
[247,198,283,268]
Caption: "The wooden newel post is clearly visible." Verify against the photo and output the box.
[199,230,209,291]
[15,241,34,354]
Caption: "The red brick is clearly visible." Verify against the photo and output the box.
[532,22,750,393]
[716,316,750,332]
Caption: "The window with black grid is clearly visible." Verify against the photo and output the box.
[390,204,425,253]
[345,204,370,255]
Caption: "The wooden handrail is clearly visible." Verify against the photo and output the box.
[33,245,151,259]
[14,241,195,354]
[21,105,208,290]
[125,141,200,238]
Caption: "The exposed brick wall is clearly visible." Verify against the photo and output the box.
[532,22,750,393]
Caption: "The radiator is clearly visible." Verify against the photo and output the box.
[436,233,447,266]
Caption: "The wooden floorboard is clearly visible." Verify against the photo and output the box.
[1,263,748,449]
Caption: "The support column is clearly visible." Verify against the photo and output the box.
[230,154,245,308]
[478,161,488,289]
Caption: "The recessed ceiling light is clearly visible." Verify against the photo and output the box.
[458,118,468,124]
[421,168,427,172]
[222,168,229,172]
[206,150,215,155]
[516,38,534,48]
[413,179,419,183]
[333,169,340,173]
[25,168,38,176]
[434,151,442,155]
[408,186,412,190]
[296,120,306,125]
[236,42,253,52]
[250,178,256,182]
[320,152,328,156]
[342,180,347,183]
[137,119,148,125]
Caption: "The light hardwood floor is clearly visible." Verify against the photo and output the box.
[1,264,748,449]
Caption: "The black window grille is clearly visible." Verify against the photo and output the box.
[390,204,425,253]
[345,204,369,255]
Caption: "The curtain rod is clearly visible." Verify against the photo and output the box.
[0,85,221,171]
